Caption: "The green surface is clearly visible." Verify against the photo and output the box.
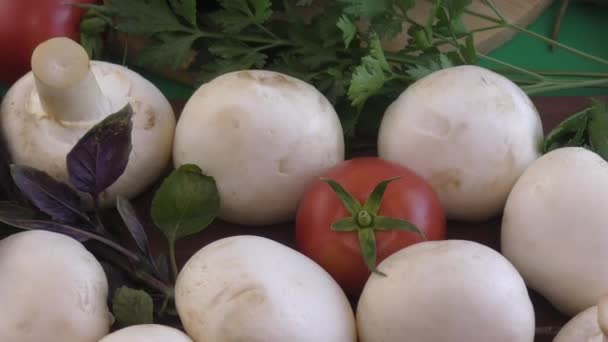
[1,1,607,99]
[478,0,608,96]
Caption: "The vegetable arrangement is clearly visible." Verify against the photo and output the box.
[0,0,607,341]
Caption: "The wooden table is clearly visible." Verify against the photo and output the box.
[127,96,602,342]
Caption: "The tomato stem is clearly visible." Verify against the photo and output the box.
[322,176,425,275]
[356,210,374,227]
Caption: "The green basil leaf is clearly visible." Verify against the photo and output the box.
[112,287,154,327]
[151,164,219,243]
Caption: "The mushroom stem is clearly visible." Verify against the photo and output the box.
[31,37,110,123]
[597,295,608,338]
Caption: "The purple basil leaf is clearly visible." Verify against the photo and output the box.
[116,196,151,258]
[10,164,87,223]
[67,104,134,196]
[0,217,90,242]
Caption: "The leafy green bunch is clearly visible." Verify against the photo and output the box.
[79,0,477,138]
[79,0,608,143]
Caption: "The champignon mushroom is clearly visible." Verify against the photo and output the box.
[377,65,543,222]
[356,240,535,342]
[554,296,608,342]
[99,324,192,342]
[0,37,176,207]
[173,70,344,226]
[175,235,357,342]
[0,230,111,342]
[501,147,608,316]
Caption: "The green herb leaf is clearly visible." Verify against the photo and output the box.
[320,178,362,215]
[339,0,391,19]
[151,164,220,244]
[362,177,400,215]
[543,108,590,153]
[138,33,198,69]
[337,15,357,48]
[588,100,608,160]
[250,0,273,23]
[349,57,387,107]
[331,217,360,231]
[112,287,154,327]
[358,228,385,276]
[461,34,476,64]
[110,0,187,34]
[169,0,198,27]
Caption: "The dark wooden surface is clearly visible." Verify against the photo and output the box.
[134,96,604,342]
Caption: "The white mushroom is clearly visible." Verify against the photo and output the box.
[175,235,357,342]
[0,230,111,342]
[377,65,543,222]
[356,240,535,342]
[501,147,608,316]
[173,70,344,225]
[99,324,192,342]
[0,37,176,207]
[554,296,608,342]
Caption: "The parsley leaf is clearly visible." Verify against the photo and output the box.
[337,15,357,48]
[169,0,198,27]
[111,0,187,34]
[138,33,199,69]
[348,34,393,107]
[339,0,391,19]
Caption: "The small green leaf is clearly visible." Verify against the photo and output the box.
[461,34,476,64]
[348,56,387,107]
[588,100,608,160]
[358,228,385,276]
[169,0,197,27]
[331,217,360,231]
[151,164,219,243]
[320,178,362,215]
[250,0,272,23]
[369,33,390,71]
[374,216,423,235]
[363,177,400,215]
[337,15,357,48]
[339,0,391,19]
[543,108,590,153]
[137,33,199,69]
[112,287,154,327]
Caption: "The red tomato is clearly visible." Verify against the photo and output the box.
[295,157,446,296]
[0,0,97,85]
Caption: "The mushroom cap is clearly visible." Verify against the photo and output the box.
[175,235,357,342]
[99,324,192,342]
[1,61,176,208]
[173,70,344,225]
[378,65,543,222]
[501,147,608,316]
[0,230,111,342]
[554,306,604,342]
[356,240,535,342]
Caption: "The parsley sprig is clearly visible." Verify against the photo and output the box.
[78,0,608,141]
